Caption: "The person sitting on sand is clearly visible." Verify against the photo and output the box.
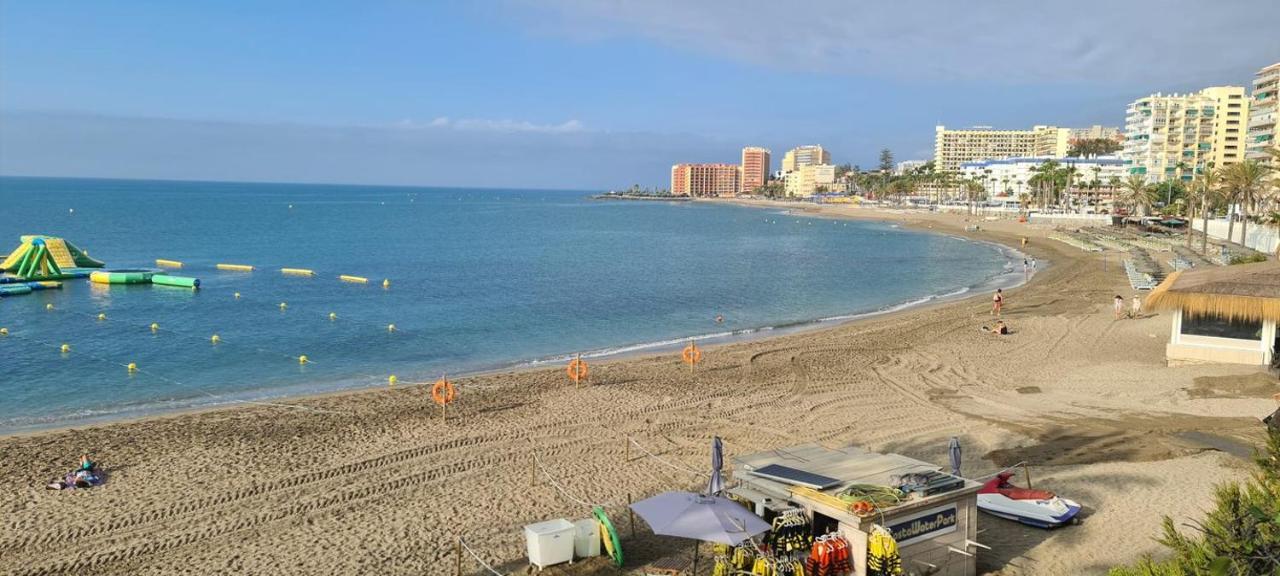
[46,454,102,490]
[981,320,1009,335]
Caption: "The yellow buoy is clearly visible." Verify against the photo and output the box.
[155,259,183,269]
[388,375,398,386]
[97,313,107,321]
[339,275,368,284]
[279,302,288,310]
[298,355,309,365]
[217,263,255,272]
[329,312,337,321]
[150,322,160,333]
[387,324,396,333]
[382,279,390,289]
[46,303,54,311]
[0,328,7,336]
[211,334,221,344]
[127,362,138,373]
[234,292,241,299]
[281,268,316,277]
[60,343,70,353]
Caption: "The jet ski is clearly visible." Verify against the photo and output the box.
[976,471,1080,528]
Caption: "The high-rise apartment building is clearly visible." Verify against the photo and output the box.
[1069,125,1124,144]
[670,163,741,197]
[740,147,771,195]
[1123,86,1249,183]
[781,145,831,173]
[784,164,836,198]
[1247,61,1279,164]
[933,125,1071,171]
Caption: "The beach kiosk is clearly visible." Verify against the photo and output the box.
[728,443,983,576]
[1146,261,1280,367]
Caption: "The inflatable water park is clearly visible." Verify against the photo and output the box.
[0,235,200,297]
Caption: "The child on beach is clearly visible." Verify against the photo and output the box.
[1113,295,1125,319]
[992,289,1003,316]
[1130,295,1142,319]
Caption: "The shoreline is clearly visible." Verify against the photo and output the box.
[1,202,1031,437]
[3,205,1273,575]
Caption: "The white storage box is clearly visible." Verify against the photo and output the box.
[525,518,575,570]
[573,518,600,558]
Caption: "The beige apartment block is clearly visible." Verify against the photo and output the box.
[1123,86,1249,183]
[933,125,1071,171]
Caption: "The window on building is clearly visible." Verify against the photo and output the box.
[1181,314,1262,341]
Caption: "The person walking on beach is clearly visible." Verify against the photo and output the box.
[1130,295,1142,319]
[1113,295,1125,319]
[992,289,1004,316]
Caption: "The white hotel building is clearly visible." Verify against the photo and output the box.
[959,156,1127,203]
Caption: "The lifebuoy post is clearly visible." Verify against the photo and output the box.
[432,374,456,422]
[682,340,702,373]
[566,354,589,387]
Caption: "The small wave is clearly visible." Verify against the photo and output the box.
[521,284,982,368]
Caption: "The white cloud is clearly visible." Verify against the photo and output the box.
[396,116,586,133]
[512,0,1280,84]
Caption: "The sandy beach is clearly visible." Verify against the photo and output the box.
[2,204,1275,575]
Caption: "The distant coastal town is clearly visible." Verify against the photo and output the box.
[653,59,1279,221]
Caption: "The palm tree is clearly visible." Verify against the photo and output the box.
[1186,166,1221,254]
[963,179,985,214]
[1090,166,1103,210]
[1222,160,1271,248]
[1063,165,1079,213]
[1119,174,1155,218]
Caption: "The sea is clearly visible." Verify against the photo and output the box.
[0,176,1023,432]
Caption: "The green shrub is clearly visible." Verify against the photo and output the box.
[1230,252,1269,265]
[1109,426,1280,575]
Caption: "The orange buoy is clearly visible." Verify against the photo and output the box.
[566,357,589,383]
[681,342,703,365]
[431,378,456,405]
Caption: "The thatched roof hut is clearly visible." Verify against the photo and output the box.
[1146,260,1280,323]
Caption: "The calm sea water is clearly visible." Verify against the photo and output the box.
[0,177,1018,432]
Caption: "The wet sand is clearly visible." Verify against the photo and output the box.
[1,203,1275,575]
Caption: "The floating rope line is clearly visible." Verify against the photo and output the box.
[61,307,312,366]
[458,538,506,576]
[5,330,343,415]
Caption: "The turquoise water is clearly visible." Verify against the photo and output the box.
[0,177,1018,432]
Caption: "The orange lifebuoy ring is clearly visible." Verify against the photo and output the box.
[431,379,456,405]
[681,343,703,365]
[566,358,589,382]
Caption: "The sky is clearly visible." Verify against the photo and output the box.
[2,1,1278,189]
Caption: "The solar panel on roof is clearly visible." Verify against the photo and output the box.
[747,464,841,490]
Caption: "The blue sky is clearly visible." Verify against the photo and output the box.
[2,1,1278,189]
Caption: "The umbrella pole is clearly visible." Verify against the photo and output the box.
[691,540,698,575]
